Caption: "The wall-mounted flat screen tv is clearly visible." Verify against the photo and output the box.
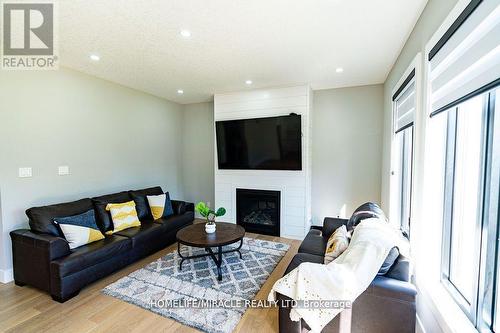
[216,114,302,170]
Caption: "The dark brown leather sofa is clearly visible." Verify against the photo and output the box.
[277,215,417,333]
[10,186,194,302]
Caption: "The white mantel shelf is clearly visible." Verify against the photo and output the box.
[214,85,313,240]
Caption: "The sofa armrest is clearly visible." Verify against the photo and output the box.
[276,277,417,333]
[10,229,70,260]
[322,217,349,238]
[351,276,416,332]
[10,229,70,292]
[368,276,417,302]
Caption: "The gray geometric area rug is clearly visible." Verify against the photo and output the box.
[103,237,289,333]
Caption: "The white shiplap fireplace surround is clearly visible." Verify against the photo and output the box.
[214,86,312,240]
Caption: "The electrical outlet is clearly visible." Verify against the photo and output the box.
[207,201,211,207]
[18,167,32,178]
[58,165,70,176]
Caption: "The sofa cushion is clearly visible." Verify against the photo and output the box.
[324,225,349,264]
[114,221,165,247]
[106,201,141,234]
[26,198,93,237]
[322,217,348,239]
[298,229,327,257]
[129,186,163,220]
[171,200,187,215]
[156,211,194,232]
[51,235,132,278]
[92,191,131,233]
[54,209,104,249]
[147,192,174,220]
[285,253,324,274]
[378,247,400,275]
[300,224,401,275]
[346,202,385,230]
[385,255,411,282]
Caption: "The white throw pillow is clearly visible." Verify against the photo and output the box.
[324,225,349,264]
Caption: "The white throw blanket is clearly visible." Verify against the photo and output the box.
[268,218,408,332]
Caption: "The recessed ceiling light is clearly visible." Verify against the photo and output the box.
[336,67,344,73]
[180,30,191,38]
[177,89,184,94]
[245,80,253,85]
[90,54,100,61]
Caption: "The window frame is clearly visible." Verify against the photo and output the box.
[391,62,418,236]
[439,85,499,331]
[395,125,413,236]
[480,90,499,333]
[420,0,500,331]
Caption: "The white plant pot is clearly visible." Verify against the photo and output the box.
[205,223,216,234]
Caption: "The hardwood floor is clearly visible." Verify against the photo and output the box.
[0,220,300,333]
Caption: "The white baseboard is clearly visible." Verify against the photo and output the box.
[0,269,13,284]
[416,314,426,333]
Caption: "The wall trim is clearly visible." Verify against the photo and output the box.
[0,269,13,284]
[416,314,426,333]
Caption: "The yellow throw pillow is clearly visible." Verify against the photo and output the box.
[146,193,174,220]
[105,201,141,234]
[324,225,350,264]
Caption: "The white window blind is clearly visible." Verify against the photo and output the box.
[429,0,500,115]
[394,76,416,133]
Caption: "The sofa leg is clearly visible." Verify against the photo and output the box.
[51,290,80,303]
[14,280,26,287]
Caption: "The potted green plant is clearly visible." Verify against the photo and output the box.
[195,202,226,234]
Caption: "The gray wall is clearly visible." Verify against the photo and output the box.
[0,68,184,273]
[312,85,384,224]
[181,102,215,214]
[0,71,384,277]
[381,0,459,211]
[177,86,385,226]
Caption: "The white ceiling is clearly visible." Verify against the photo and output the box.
[58,0,428,104]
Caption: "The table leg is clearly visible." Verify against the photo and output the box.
[177,238,244,281]
[178,242,185,271]
[236,239,243,259]
[217,246,222,281]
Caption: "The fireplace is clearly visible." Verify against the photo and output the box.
[236,188,280,236]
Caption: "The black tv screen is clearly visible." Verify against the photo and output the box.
[216,114,302,170]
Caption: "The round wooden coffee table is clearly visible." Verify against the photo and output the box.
[176,222,245,281]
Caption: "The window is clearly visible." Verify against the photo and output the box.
[392,71,416,235]
[440,92,486,321]
[440,85,499,331]
[489,89,500,333]
[394,124,413,235]
[427,0,500,330]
